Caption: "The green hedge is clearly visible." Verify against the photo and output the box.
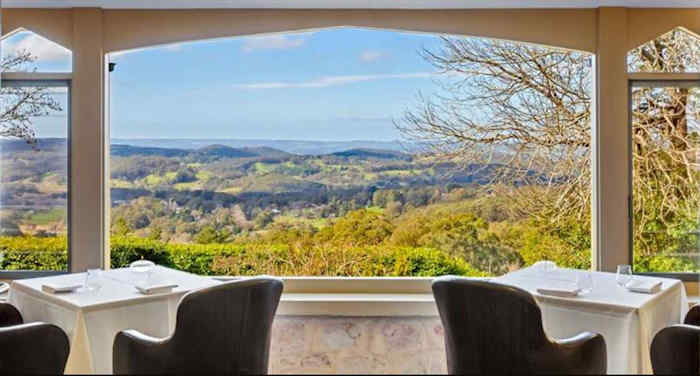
[0,235,484,277]
[0,236,68,271]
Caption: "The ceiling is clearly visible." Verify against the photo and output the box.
[4,0,700,9]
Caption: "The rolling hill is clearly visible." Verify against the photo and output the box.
[330,148,412,161]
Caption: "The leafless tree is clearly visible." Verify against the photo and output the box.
[0,51,62,146]
[396,37,592,223]
[398,28,700,258]
[628,28,700,257]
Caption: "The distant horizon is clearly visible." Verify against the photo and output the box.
[2,136,415,155]
[112,137,406,143]
[0,136,406,143]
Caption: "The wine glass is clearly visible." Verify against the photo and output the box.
[576,271,594,295]
[616,264,633,287]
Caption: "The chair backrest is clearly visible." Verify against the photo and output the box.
[0,322,70,374]
[432,276,549,374]
[650,324,700,375]
[169,276,283,374]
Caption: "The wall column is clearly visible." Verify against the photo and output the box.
[70,8,105,272]
[593,7,630,272]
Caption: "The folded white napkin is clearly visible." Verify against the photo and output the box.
[625,279,662,294]
[41,283,81,294]
[135,282,178,295]
[536,287,580,297]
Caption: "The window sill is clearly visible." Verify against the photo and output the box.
[214,276,436,294]
[215,276,441,316]
[277,293,438,316]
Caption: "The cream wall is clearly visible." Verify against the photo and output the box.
[2,7,700,273]
[100,9,597,53]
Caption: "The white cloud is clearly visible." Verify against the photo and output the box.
[233,72,434,89]
[241,34,309,53]
[3,33,70,62]
[359,50,386,62]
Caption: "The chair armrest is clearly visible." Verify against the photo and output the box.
[0,303,22,327]
[651,324,700,375]
[684,304,700,326]
[113,329,172,374]
[535,332,606,374]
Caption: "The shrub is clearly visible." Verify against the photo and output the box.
[515,225,591,270]
[0,235,482,277]
[211,245,483,277]
[315,209,394,246]
[634,254,697,273]
[0,236,68,270]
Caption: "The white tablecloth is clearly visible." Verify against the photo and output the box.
[9,266,219,374]
[496,266,687,374]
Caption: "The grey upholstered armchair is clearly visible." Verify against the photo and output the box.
[651,304,700,374]
[0,302,70,374]
[432,276,607,374]
[113,276,283,374]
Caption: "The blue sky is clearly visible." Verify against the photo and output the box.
[3,28,448,141]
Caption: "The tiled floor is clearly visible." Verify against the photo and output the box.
[270,316,446,374]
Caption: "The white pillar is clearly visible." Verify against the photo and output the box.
[593,7,631,272]
[70,8,106,271]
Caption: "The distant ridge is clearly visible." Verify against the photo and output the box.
[111,144,190,157]
[196,144,259,158]
[110,143,292,159]
[0,138,66,152]
[330,148,411,161]
[110,138,412,155]
[2,138,415,158]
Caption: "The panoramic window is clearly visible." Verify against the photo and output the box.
[628,28,700,273]
[108,28,593,277]
[0,31,72,272]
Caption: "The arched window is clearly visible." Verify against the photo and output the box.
[2,29,71,72]
[627,27,700,274]
[0,30,72,275]
[628,27,700,73]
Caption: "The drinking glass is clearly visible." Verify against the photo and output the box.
[534,260,557,274]
[576,271,594,295]
[616,264,633,287]
[130,260,156,283]
[83,268,102,292]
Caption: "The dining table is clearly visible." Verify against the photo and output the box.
[9,265,220,374]
[496,265,688,374]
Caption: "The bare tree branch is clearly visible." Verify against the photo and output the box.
[0,50,62,146]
